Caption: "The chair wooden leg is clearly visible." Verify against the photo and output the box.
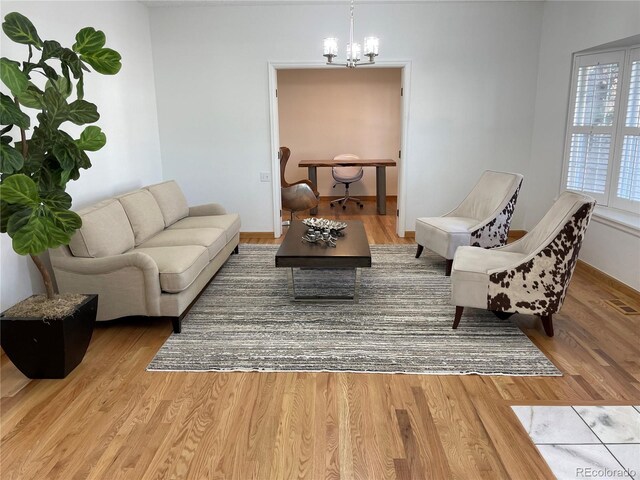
[415,245,424,258]
[445,259,453,276]
[540,314,554,337]
[453,306,464,329]
[233,245,239,254]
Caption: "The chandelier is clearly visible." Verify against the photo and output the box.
[322,0,379,68]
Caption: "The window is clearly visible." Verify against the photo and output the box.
[562,46,640,214]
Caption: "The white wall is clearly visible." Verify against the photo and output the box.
[527,1,640,289]
[149,1,543,232]
[0,1,162,309]
[278,68,401,197]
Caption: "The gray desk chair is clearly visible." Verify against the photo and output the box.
[330,154,364,210]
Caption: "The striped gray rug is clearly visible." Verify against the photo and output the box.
[148,244,560,376]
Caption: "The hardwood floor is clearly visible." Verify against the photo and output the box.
[2,198,638,480]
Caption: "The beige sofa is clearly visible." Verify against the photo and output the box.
[50,180,241,333]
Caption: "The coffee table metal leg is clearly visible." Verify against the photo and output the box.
[288,268,295,298]
[287,268,361,302]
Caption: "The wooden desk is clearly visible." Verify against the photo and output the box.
[299,158,396,215]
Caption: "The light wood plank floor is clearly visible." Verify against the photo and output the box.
[2,198,639,480]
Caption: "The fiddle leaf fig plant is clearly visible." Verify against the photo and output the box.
[0,12,121,299]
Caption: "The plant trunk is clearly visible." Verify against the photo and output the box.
[30,254,54,300]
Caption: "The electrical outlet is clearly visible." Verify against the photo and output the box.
[260,172,271,182]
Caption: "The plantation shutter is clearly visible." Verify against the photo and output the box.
[564,51,625,204]
[612,47,640,210]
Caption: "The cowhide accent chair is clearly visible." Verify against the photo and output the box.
[415,171,524,275]
[450,191,596,337]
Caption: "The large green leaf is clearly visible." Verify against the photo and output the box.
[2,12,43,49]
[76,76,85,101]
[76,126,106,151]
[6,204,33,235]
[42,88,69,129]
[17,82,45,109]
[73,27,105,55]
[0,57,28,96]
[38,61,59,80]
[0,142,24,173]
[47,207,81,233]
[11,214,53,255]
[45,76,72,99]
[60,166,81,185]
[67,100,99,125]
[0,93,30,129]
[41,40,62,61]
[41,189,72,210]
[59,48,83,79]
[0,173,39,206]
[77,150,91,169]
[52,136,82,171]
[80,48,121,75]
[0,200,19,233]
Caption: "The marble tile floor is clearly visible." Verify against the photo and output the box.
[513,406,640,480]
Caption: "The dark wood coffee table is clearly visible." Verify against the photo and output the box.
[275,220,371,302]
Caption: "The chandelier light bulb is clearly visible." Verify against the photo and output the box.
[323,37,338,57]
[364,37,379,56]
[347,42,361,62]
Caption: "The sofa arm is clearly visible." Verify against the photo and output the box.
[189,203,227,216]
[51,252,163,319]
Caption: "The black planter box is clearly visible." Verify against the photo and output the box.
[0,294,98,379]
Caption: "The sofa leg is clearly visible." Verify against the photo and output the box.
[453,306,464,329]
[445,259,453,276]
[540,314,554,337]
[171,317,182,334]
[415,245,424,258]
[233,245,239,254]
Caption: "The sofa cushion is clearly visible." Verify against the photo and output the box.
[118,190,165,246]
[146,180,189,227]
[139,228,227,260]
[134,245,209,293]
[69,199,135,258]
[168,213,241,243]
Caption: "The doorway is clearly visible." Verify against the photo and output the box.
[268,62,411,238]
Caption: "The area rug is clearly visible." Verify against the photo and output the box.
[147,244,561,376]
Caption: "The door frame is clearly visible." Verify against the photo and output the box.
[268,60,412,238]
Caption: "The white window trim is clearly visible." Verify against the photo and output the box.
[561,45,640,217]
[610,47,640,212]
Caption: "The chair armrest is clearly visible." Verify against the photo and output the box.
[51,252,159,275]
[189,203,227,216]
[51,252,162,318]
